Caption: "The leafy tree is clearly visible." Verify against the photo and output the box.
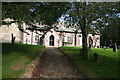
[101,16,120,47]
[2,2,70,26]
[62,2,119,60]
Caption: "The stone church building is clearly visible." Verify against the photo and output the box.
[0,18,100,48]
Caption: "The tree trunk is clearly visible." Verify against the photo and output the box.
[81,2,89,60]
[82,29,89,60]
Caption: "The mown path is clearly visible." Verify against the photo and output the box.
[32,47,85,78]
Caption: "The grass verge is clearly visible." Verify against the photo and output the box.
[2,43,45,78]
[60,47,119,78]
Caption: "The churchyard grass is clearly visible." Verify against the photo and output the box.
[2,43,45,78]
[60,47,119,78]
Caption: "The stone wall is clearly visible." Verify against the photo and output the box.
[0,18,22,43]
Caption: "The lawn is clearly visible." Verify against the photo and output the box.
[60,46,119,78]
[2,43,45,78]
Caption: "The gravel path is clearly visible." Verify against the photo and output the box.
[32,47,85,78]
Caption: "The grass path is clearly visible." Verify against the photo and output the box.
[60,47,119,78]
[2,43,45,78]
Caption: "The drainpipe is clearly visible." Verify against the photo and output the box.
[31,31,33,45]
[75,33,77,46]
[62,32,65,46]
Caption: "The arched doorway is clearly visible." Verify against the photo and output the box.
[49,35,54,46]
[89,37,93,48]
[40,37,43,45]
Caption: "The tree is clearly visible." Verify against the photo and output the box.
[101,16,120,47]
[62,2,119,60]
[2,2,70,27]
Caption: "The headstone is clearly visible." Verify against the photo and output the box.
[94,53,99,62]
[113,43,117,52]
[117,45,120,49]
[103,46,106,48]
[100,46,103,48]
[105,46,109,50]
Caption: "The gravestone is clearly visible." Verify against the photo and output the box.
[117,45,120,49]
[94,53,99,62]
[113,43,117,52]
[105,46,109,50]
[103,46,107,48]
[107,46,109,48]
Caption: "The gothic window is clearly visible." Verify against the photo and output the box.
[40,37,43,45]
[68,36,73,43]
[35,35,39,41]
[38,35,39,41]
[96,37,99,41]
[35,35,37,41]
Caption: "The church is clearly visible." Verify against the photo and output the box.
[0,18,100,48]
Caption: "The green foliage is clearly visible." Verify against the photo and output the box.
[2,43,45,78]
[101,17,120,46]
[2,2,70,27]
[60,47,119,78]
[64,2,118,32]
